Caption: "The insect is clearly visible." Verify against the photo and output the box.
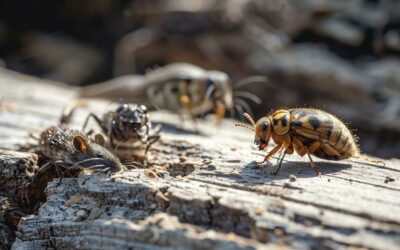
[79,63,262,124]
[35,126,127,179]
[236,108,369,175]
[60,100,161,160]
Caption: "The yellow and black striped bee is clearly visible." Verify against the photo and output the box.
[80,63,262,125]
[236,108,364,175]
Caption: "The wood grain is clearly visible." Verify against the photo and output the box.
[0,68,399,250]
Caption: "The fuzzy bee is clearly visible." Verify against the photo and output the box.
[236,108,380,175]
[61,100,160,160]
[79,63,262,124]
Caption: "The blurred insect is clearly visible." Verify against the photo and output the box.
[61,100,161,160]
[79,63,263,124]
[34,126,127,180]
[236,108,382,175]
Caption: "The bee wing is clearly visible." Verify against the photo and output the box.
[290,109,335,143]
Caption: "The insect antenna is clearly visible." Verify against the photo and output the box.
[234,76,269,89]
[234,104,245,121]
[234,98,255,119]
[205,85,216,100]
[233,91,262,104]
[234,123,255,131]
[243,112,256,127]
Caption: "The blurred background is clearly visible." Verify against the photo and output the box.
[0,0,399,158]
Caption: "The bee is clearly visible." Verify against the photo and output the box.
[79,63,262,124]
[235,108,380,175]
[60,100,160,160]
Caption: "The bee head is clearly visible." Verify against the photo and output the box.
[235,113,271,151]
[254,117,271,151]
[115,104,148,140]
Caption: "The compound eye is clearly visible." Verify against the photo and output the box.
[261,123,268,132]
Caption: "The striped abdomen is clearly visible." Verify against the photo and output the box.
[290,108,359,160]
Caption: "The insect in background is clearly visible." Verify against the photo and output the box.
[235,108,381,175]
[60,100,161,160]
[79,63,262,124]
[33,126,127,180]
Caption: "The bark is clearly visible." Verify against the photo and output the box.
[0,68,399,250]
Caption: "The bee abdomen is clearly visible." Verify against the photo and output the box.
[290,108,359,160]
[326,122,358,160]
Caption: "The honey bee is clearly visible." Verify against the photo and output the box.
[235,108,377,175]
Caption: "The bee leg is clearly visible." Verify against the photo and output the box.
[292,137,306,156]
[306,151,320,176]
[273,147,293,175]
[258,144,282,164]
[306,141,322,176]
[273,150,287,175]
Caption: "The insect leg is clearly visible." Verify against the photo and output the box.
[306,151,320,176]
[273,149,287,175]
[292,137,306,156]
[55,161,71,185]
[145,134,161,154]
[83,113,107,134]
[283,134,292,149]
[258,144,282,164]
[57,164,81,184]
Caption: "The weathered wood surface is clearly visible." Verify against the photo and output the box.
[1,68,400,249]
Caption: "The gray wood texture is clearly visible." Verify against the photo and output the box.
[0,68,399,249]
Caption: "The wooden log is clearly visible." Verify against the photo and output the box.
[0,68,399,249]
[0,150,39,250]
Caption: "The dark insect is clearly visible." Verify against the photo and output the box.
[35,126,126,180]
[61,101,161,160]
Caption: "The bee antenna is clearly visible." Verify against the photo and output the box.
[234,123,255,131]
[243,113,256,127]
